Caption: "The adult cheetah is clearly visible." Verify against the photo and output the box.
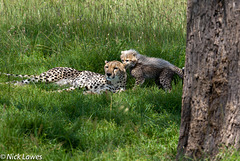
[0,61,127,94]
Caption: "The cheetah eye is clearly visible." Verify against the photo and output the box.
[126,60,129,62]
[105,66,108,68]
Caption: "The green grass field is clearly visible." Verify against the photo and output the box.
[0,0,187,160]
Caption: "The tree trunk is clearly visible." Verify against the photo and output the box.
[177,0,240,159]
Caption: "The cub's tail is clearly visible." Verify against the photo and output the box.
[182,67,184,75]
[170,66,184,79]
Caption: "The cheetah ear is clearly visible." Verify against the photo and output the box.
[132,52,137,56]
[121,51,126,55]
[120,54,123,59]
[105,60,108,64]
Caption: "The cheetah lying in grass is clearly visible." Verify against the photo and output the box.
[0,61,127,94]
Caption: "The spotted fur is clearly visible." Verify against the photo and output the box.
[120,49,183,91]
[0,61,127,94]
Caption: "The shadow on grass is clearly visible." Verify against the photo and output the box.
[0,80,182,152]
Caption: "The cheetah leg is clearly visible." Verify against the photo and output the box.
[53,87,76,93]
[159,69,174,92]
[133,77,145,89]
[155,78,162,89]
[159,78,172,92]
[83,91,97,95]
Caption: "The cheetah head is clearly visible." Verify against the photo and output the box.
[104,60,126,81]
[120,49,138,69]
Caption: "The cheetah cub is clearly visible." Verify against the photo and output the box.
[120,49,183,91]
[0,61,127,94]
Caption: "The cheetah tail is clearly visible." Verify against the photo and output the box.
[173,66,184,79]
[0,72,36,78]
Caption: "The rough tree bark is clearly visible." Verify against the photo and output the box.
[177,0,240,159]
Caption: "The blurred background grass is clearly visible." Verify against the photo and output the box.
[0,0,186,73]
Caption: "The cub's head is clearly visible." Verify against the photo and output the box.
[120,49,138,69]
[104,60,126,81]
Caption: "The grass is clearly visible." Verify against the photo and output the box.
[0,0,186,160]
[0,86,182,160]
